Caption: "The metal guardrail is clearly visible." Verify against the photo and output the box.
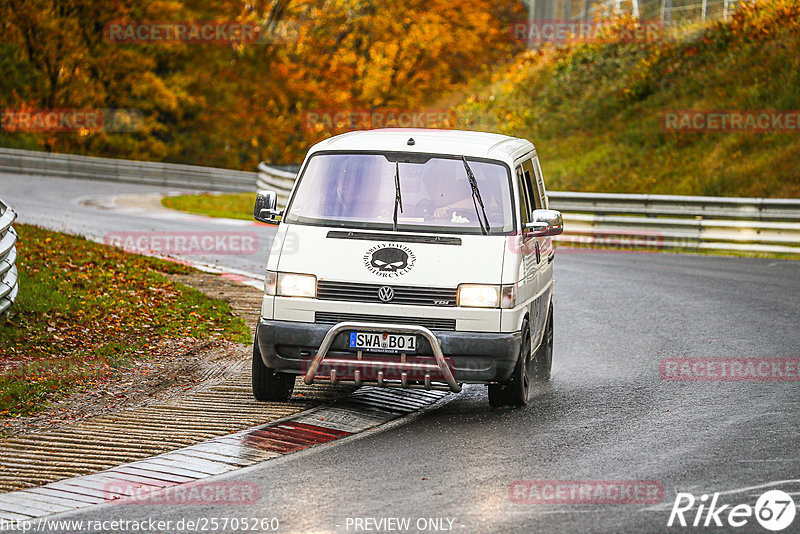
[0,148,257,192]
[547,192,800,222]
[548,192,800,256]
[257,163,800,257]
[257,162,296,206]
[0,199,19,317]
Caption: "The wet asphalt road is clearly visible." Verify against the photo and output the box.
[2,174,799,533]
[0,173,274,276]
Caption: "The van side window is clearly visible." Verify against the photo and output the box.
[521,159,541,210]
[516,167,531,226]
[532,157,548,209]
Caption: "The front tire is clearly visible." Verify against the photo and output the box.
[488,320,531,407]
[252,333,295,402]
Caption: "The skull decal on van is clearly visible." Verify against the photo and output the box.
[363,245,416,277]
[371,247,408,271]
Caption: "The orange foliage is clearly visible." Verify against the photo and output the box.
[0,0,523,167]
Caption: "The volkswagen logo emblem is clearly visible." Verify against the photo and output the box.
[377,286,395,302]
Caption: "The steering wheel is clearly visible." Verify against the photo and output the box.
[416,199,435,218]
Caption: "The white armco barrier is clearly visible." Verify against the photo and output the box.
[0,199,19,317]
[0,148,257,192]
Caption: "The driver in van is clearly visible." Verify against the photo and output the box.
[422,161,501,222]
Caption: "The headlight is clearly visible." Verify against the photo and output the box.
[458,284,500,308]
[457,284,517,308]
[277,273,317,298]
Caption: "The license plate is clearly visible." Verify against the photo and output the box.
[349,332,417,353]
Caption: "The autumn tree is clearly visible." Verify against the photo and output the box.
[0,0,523,167]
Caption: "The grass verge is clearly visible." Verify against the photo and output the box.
[162,193,257,221]
[0,224,250,419]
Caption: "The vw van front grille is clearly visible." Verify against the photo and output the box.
[317,281,457,307]
[315,312,456,331]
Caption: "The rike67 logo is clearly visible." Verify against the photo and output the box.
[668,490,796,531]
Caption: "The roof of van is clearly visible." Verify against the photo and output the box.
[306,128,534,162]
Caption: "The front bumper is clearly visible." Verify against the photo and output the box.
[256,318,522,385]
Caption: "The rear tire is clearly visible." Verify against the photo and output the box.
[531,304,553,381]
[252,333,295,402]
[488,320,531,408]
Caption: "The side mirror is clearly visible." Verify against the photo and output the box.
[525,209,564,237]
[253,190,282,223]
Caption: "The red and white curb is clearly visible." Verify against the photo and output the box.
[0,387,448,521]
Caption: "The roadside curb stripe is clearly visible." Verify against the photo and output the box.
[0,387,447,521]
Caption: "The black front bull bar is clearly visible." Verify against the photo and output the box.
[302,322,462,393]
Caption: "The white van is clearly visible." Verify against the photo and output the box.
[252,129,563,407]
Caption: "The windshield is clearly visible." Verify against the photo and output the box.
[283,152,515,235]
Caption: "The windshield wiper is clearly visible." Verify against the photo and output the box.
[462,156,490,235]
[393,161,403,231]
